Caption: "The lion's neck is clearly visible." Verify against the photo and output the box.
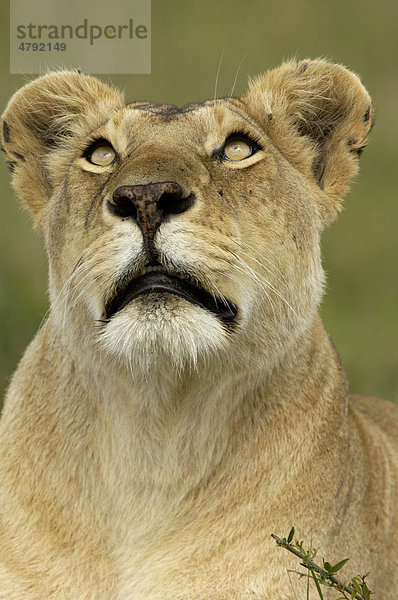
[78,314,347,490]
[4,314,349,524]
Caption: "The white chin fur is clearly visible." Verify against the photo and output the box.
[98,295,229,376]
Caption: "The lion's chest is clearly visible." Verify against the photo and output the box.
[112,512,301,600]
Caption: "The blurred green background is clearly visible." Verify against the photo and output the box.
[0,0,397,405]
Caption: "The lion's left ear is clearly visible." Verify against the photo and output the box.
[242,59,374,220]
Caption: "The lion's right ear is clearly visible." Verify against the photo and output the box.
[1,71,124,224]
[242,59,374,223]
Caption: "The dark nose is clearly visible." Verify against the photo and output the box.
[110,182,194,262]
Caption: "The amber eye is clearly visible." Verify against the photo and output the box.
[86,141,116,166]
[223,136,255,161]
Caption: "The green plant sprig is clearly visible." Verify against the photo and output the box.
[271,529,373,600]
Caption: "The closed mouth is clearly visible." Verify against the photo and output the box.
[105,268,237,323]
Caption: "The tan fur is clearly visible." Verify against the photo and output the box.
[0,59,396,599]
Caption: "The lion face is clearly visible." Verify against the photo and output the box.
[44,100,324,376]
[1,61,373,376]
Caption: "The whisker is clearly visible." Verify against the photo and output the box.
[228,52,249,99]
[51,259,93,315]
[213,251,300,320]
[223,261,279,317]
[227,248,288,290]
[214,48,225,102]
[230,241,289,286]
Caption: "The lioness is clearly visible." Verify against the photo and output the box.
[0,59,397,600]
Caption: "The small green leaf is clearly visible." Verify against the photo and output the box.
[311,571,324,599]
[287,526,295,544]
[352,579,362,594]
[362,580,370,599]
[329,558,349,573]
[323,561,333,573]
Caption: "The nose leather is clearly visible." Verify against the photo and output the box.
[112,181,187,262]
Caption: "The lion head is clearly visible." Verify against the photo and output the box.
[1,60,373,380]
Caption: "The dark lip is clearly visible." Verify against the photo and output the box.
[105,271,237,323]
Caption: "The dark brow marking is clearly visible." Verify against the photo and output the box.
[127,102,208,116]
[144,97,238,108]
[127,97,266,142]
[127,98,242,116]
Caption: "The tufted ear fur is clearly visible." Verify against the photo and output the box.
[242,59,374,220]
[1,71,124,227]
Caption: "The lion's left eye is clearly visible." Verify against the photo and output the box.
[85,141,116,166]
[223,136,257,161]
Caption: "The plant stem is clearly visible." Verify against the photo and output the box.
[271,534,366,600]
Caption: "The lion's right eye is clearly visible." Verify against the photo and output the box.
[85,141,116,166]
[218,133,262,163]
[223,138,253,161]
